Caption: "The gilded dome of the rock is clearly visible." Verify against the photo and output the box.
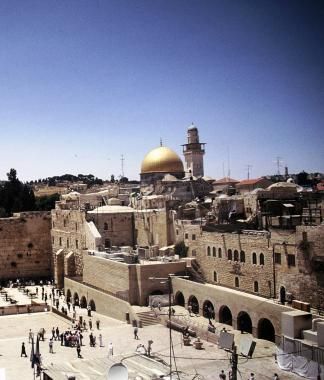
[141,146,184,174]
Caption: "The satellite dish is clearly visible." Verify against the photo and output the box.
[108,363,128,380]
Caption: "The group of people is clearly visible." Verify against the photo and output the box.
[219,370,280,380]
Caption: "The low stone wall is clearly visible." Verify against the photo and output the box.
[0,302,47,316]
[64,277,136,322]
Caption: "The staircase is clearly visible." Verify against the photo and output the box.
[188,259,206,283]
[136,310,160,327]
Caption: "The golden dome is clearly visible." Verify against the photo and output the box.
[141,146,184,174]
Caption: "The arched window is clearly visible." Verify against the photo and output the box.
[260,253,265,266]
[254,281,259,292]
[228,249,232,260]
[207,246,211,256]
[240,250,245,262]
[218,248,222,258]
[235,277,239,288]
[213,271,217,282]
[234,250,239,261]
[252,252,257,264]
[104,222,108,230]
[212,247,216,257]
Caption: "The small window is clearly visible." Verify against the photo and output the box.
[67,239,69,248]
[234,250,239,261]
[75,222,78,231]
[192,249,197,257]
[176,229,179,235]
[184,233,189,240]
[260,253,265,266]
[228,249,232,261]
[213,271,218,282]
[207,246,211,256]
[287,254,296,267]
[212,247,216,257]
[235,277,239,288]
[275,252,281,264]
[192,234,196,241]
[104,222,108,230]
[59,237,62,246]
[240,250,245,262]
[76,239,79,249]
[252,252,257,264]
[218,248,222,258]
[254,281,259,292]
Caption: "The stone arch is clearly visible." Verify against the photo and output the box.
[258,318,275,342]
[80,295,87,308]
[89,299,96,311]
[203,300,215,319]
[66,289,72,303]
[73,292,79,306]
[237,311,252,333]
[188,295,199,314]
[219,305,233,326]
[174,291,185,306]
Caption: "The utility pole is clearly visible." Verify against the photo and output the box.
[121,154,125,178]
[149,274,189,379]
[245,164,253,180]
[231,345,238,380]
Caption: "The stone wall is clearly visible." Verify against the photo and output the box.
[135,209,170,247]
[0,212,52,280]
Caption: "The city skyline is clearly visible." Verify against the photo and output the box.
[1,1,323,182]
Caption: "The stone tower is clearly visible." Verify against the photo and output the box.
[182,123,206,177]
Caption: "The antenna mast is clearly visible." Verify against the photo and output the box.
[121,154,125,178]
[245,164,253,180]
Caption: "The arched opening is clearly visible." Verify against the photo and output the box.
[66,289,71,303]
[80,295,87,308]
[218,248,222,258]
[207,246,211,256]
[203,300,215,319]
[260,253,265,265]
[235,277,239,288]
[237,311,253,333]
[105,239,111,248]
[252,252,257,264]
[219,305,233,326]
[228,249,232,260]
[73,292,79,306]
[258,318,275,342]
[188,295,199,314]
[280,286,286,304]
[212,247,216,257]
[89,299,96,311]
[213,271,217,282]
[254,281,259,293]
[234,250,239,261]
[240,251,245,262]
[174,291,185,306]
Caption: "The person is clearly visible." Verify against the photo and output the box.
[273,374,279,380]
[99,334,103,347]
[219,370,226,379]
[51,327,55,340]
[134,326,139,339]
[89,319,92,330]
[249,373,255,380]
[108,342,113,357]
[96,319,100,329]
[158,302,161,311]
[171,307,175,316]
[55,327,60,340]
[87,305,91,317]
[49,339,54,353]
[77,343,82,358]
[21,342,27,357]
[188,303,192,316]
[28,329,34,344]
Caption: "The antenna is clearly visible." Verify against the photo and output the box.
[274,156,283,175]
[222,162,225,178]
[160,137,163,147]
[227,147,231,178]
[245,164,253,180]
[120,154,125,178]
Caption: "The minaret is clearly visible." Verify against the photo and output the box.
[181,123,206,177]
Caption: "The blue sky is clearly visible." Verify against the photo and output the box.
[0,0,323,181]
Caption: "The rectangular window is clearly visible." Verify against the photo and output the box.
[287,254,296,267]
[192,234,196,241]
[184,233,189,240]
[176,229,179,235]
[67,239,69,248]
[76,239,79,249]
[274,252,281,265]
[192,249,196,257]
[59,237,62,246]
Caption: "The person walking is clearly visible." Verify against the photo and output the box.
[108,342,113,357]
[77,343,82,358]
[219,370,226,379]
[21,342,27,357]
[134,326,139,340]
[99,333,103,347]
[28,329,34,344]
[49,339,54,353]
[96,319,100,330]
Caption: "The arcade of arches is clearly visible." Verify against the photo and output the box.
[173,290,277,342]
